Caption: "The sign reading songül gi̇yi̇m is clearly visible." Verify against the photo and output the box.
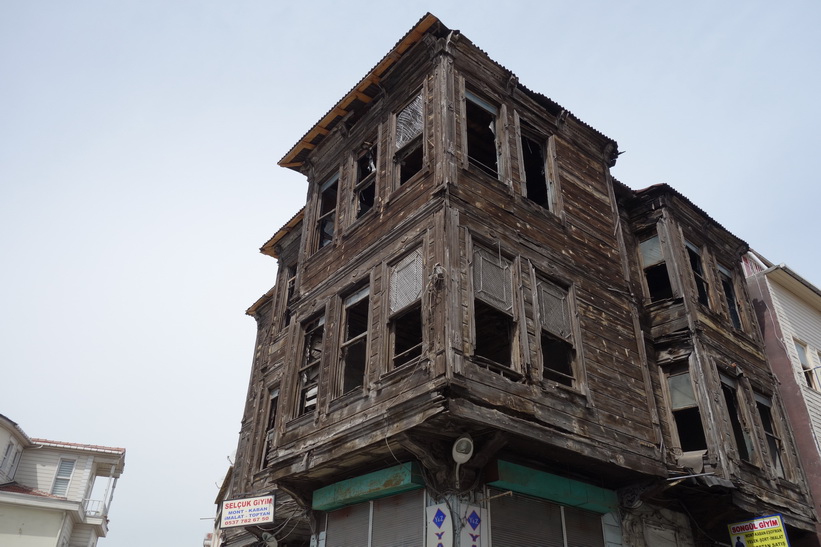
[220,495,274,529]
[727,514,790,546]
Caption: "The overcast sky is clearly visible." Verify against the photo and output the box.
[2,1,819,545]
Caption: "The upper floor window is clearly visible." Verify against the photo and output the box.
[536,277,574,387]
[666,367,707,452]
[340,285,370,394]
[465,90,499,179]
[51,459,76,497]
[395,93,423,186]
[685,241,710,307]
[719,374,752,461]
[638,234,673,302]
[298,316,324,416]
[0,439,22,481]
[794,339,816,389]
[473,245,515,373]
[261,387,279,468]
[315,174,339,251]
[520,128,556,212]
[355,141,377,218]
[754,392,785,478]
[717,265,741,329]
[282,262,297,327]
[389,249,424,369]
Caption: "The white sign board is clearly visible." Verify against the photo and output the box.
[426,503,453,547]
[220,495,274,529]
[459,505,486,547]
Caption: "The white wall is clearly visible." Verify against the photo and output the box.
[0,502,63,547]
[14,450,92,502]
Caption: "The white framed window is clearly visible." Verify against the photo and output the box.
[51,459,76,497]
[794,339,817,389]
[0,439,22,480]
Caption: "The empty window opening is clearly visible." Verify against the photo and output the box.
[52,459,76,497]
[465,91,498,178]
[718,266,742,329]
[639,235,673,301]
[355,143,377,218]
[316,175,339,250]
[667,370,707,451]
[262,388,279,467]
[395,93,423,185]
[283,263,297,326]
[686,242,710,306]
[794,339,816,389]
[755,394,785,478]
[389,250,423,369]
[521,133,549,208]
[473,246,514,372]
[341,287,369,394]
[720,375,751,461]
[299,316,324,415]
[537,278,574,387]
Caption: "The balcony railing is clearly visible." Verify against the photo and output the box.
[83,499,106,518]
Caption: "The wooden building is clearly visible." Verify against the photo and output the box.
[220,14,819,546]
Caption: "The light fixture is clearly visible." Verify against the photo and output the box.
[452,434,474,489]
[261,532,278,547]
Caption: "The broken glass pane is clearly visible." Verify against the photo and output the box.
[396,94,423,149]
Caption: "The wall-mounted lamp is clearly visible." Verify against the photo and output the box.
[452,434,474,488]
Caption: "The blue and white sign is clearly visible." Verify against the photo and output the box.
[460,505,486,547]
[426,503,453,547]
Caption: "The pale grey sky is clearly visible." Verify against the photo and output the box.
[1,1,819,545]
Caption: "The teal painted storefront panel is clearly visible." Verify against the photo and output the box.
[312,462,425,511]
[487,460,617,514]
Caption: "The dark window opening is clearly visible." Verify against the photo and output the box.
[262,388,279,467]
[395,94,423,186]
[668,371,707,451]
[299,317,324,415]
[542,332,573,387]
[341,288,369,394]
[522,134,549,208]
[355,144,377,218]
[721,379,750,461]
[718,267,741,329]
[757,396,785,477]
[316,176,338,250]
[686,243,710,306]
[283,263,297,326]
[474,299,513,368]
[392,306,422,368]
[639,235,673,302]
[466,94,498,178]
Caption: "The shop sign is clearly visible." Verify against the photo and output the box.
[727,514,790,546]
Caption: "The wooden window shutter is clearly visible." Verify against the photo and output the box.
[473,246,512,312]
[537,280,570,339]
[390,250,423,314]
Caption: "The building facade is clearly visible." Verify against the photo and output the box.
[745,252,821,538]
[220,14,819,546]
[0,414,125,547]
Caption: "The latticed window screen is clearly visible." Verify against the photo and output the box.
[537,280,570,339]
[390,250,423,313]
[396,93,423,150]
[51,459,75,497]
[473,246,512,312]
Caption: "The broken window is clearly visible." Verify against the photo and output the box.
[536,277,574,387]
[389,249,423,369]
[355,141,377,218]
[521,130,554,210]
[395,93,423,186]
[282,262,297,327]
[261,387,279,467]
[720,375,751,461]
[755,393,785,478]
[667,369,707,451]
[639,234,673,302]
[340,286,369,394]
[465,90,499,178]
[315,174,339,250]
[794,339,816,389]
[686,241,710,307]
[473,245,514,371]
[298,316,324,415]
[718,265,741,329]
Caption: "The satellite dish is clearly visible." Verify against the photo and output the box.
[261,532,278,547]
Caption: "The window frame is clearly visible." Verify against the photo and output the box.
[464,89,501,180]
[534,274,576,388]
[794,339,817,390]
[515,114,559,213]
[754,392,787,479]
[51,458,76,497]
[719,373,753,462]
[393,91,425,188]
[297,315,325,417]
[260,386,280,469]
[387,248,424,370]
[717,264,743,330]
[314,173,340,253]
[638,231,675,303]
[339,284,371,396]
[353,139,378,220]
[685,240,710,307]
[663,364,708,454]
